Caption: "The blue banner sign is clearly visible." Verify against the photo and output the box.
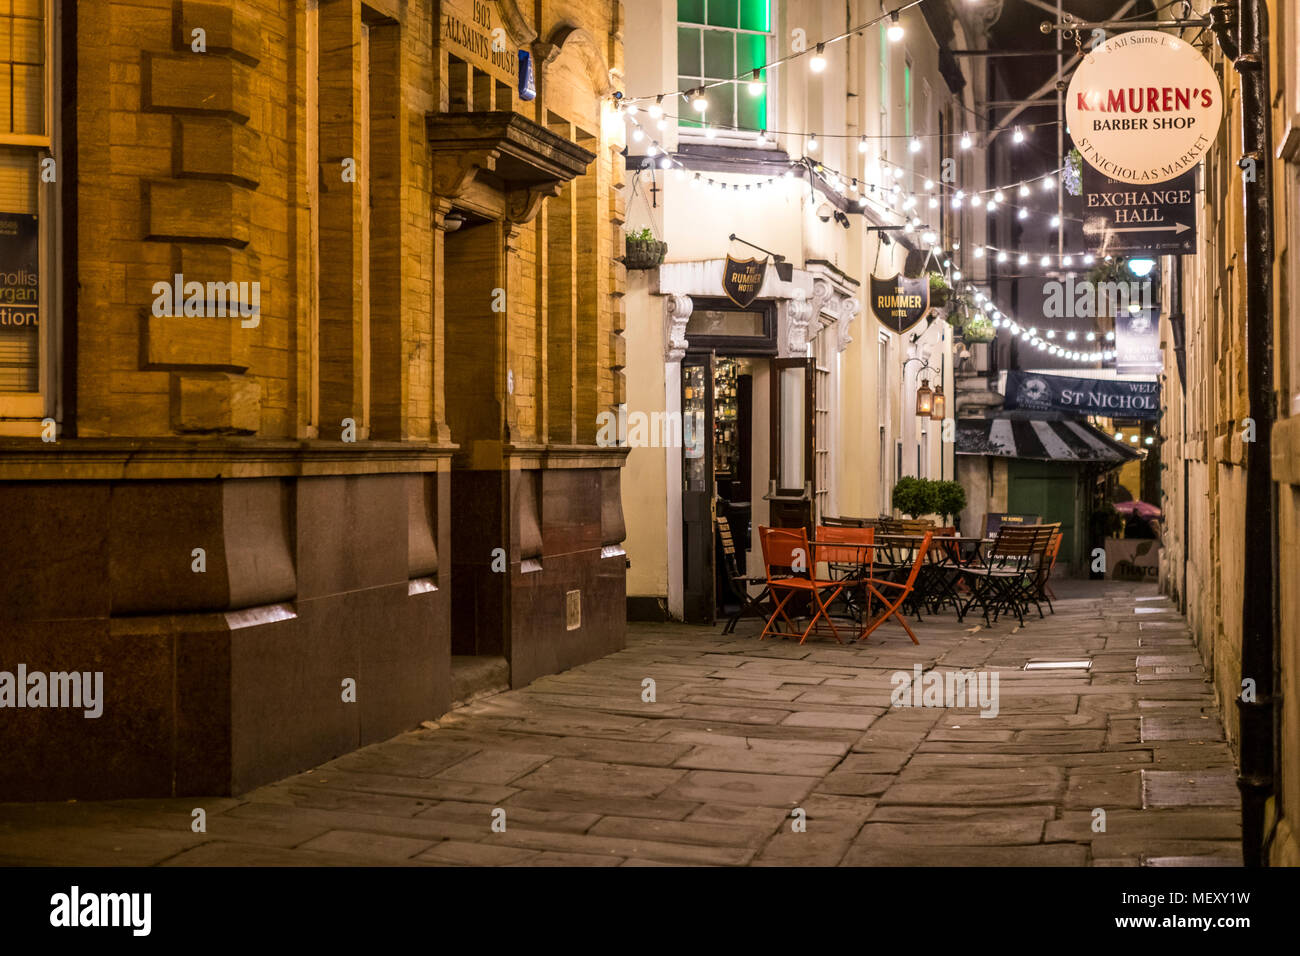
[1004,370,1161,421]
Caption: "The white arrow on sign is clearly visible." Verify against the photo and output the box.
[1108,222,1191,235]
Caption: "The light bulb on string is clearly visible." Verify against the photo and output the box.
[909,137,921,153]
[807,133,819,151]
[1042,175,1054,191]
[887,11,904,41]
[1050,214,1061,228]
[1018,208,1028,220]
[810,43,827,72]
[691,88,708,112]
[960,131,972,150]
[1013,126,1025,144]
[748,70,765,96]
[859,136,869,153]
[648,96,664,120]
[1019,254,1028,265]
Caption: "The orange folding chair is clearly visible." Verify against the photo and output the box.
[758,526,850,644]
[858,531,933,644]
[815,525,875,626]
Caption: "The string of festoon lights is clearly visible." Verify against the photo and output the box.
[622,99,1058,156]
[622,1,926,109]
[626,113,1087,255]
[620,0,1059,159]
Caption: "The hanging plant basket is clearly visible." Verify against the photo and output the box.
[625,237,668,270]
[927,272,950,309]
[963,318,995,344]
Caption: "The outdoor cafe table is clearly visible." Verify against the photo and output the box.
[817,534,994,625]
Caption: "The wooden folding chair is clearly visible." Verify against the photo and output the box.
[858,531,933,644]
[717,515,771,635]
[958,526,1051,626]
[1042,532,1064,606]
[758,526,849,645]
[1021,523,1062,618]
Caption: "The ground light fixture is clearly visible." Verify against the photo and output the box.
[1025,660,1093,671]
[888,11,904,42]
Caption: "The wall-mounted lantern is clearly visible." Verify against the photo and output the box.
[915,378,934,417]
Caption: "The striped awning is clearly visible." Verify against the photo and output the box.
[955,417,1140,464]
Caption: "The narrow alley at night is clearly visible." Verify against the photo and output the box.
[0,0,1296,939]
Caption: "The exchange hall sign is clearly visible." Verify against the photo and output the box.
[441,0,520,84]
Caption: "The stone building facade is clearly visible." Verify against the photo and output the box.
[0,0,627,800]
[1157,0,1300,865]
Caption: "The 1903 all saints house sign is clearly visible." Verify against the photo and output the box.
[870,272,930,334]
[722,255,767,308]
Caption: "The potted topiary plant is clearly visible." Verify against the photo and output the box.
[624,226,667,269]
[891,477,940,519]
[934,480,967,529]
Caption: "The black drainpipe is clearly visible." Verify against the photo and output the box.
[1167,256,1188,616]
[1213,0,1277,868]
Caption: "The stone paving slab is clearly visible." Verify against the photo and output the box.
[0,581,1242,866]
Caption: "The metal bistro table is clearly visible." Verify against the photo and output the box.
[870,533,994,623]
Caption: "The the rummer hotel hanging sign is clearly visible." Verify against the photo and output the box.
[1066,30,1223,184]
[870,272,930,334]
[722,255,767,308]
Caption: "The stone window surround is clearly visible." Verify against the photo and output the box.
[654,258,859,363]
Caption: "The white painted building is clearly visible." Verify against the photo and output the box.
[618,0,989,622]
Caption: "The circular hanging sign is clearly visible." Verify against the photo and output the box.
[1066,30,1223,185]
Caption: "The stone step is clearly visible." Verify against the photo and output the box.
[448,656,510,711]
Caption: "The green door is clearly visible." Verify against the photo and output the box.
[1006,461,1082,571]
